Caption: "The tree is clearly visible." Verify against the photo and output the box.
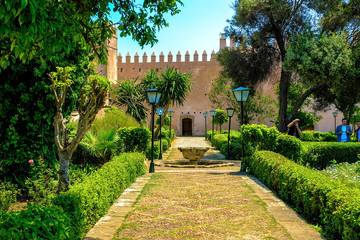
[224,0,313,132]
[49,65,110,191]
[0,0,184,69]
[224,0,360,132]
[212,109,229,133]
[284,31,359,120]
[209,76,275,125]
[114,79,148,123]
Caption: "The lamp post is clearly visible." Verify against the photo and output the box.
[226,107,235,160]
[210,110,216,146]
[157,107,164,160]
[146,89,161,173]
[203,111,208,140]
[332,111,338,132]
[168,110,174,146]
[232,87,250,165]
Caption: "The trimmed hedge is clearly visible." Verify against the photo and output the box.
[118,127,151,153]
[249,151,360,240]
[0,152,146,239]
[302,142,360,169]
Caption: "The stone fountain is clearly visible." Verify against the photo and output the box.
[177,146,210,165]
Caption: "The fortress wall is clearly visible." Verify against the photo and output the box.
[116,49,240,136]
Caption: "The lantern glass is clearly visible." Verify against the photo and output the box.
[332,111,338,117]
[203,111,208,118]
[157,107,164,116]
[146,89,160,104]
[210,110,216,117]
[232,87,250,102]
[168,110,174,117]
[226,107,235,117]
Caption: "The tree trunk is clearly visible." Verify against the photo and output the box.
[278,70,292,133]
[57,149,73,192]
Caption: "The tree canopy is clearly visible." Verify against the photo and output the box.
[0,0,183,70]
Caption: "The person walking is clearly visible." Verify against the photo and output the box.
[287,118,302,138]
[335,118,352,142]
[355,121,360,142]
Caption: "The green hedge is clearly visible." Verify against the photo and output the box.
[249,151,360,240]
[118,127,151,153]
[0,152,146,239]
[0,182,18,212]
[300,130,337,142]
[302,142,360,169]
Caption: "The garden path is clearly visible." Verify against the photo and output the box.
[85,137,323,240]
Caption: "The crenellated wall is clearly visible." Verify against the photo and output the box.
[116,35,241,136]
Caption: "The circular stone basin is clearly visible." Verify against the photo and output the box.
[177,147,210,165]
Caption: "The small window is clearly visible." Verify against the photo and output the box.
[156,68,159,72]
[139,68,141,72]
[120,68,123,72]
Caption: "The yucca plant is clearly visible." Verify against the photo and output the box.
[80,129,120,164]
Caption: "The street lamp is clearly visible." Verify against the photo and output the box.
[232,87,250,167]
[226,107,235,160]
[168,110,174,146]
[210,110,216,146]
[157,107,164,160]
[146,89,161,173]
[332,111,338,132]
[353,113,357,133]
[203,111,208,140]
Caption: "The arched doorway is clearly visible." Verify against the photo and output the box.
[182,118,192,136]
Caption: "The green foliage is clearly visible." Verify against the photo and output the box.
[299,131,317,142]
[241,124,281,152]
[156,115,170,127]
[114,79,148,122]
[249,151,360,239]
[0,204,71,240]
[52,152,146,239]
[0,0,184,69]
[209,77,276,125]
[0,182,18,212]
[212,109,228,132]
[80,129,121,164]
[275,135,302,161]
[118,127,151,153]
[302,142,360,169]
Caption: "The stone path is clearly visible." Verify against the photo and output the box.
[85,137,324,240]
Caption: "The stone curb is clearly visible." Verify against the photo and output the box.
[84,173,151,240]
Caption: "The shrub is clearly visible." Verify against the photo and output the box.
[212,134,228,150]
[145,141,161,159]
[301,142,360,169]
[241,124,280,152]
[319,132,337,142]
[118,127,151,153]
[300,131,317,141]
[0,204,71,240]
[52,152,146,239]
[275,134,302,161]
[249,151,360,240]
[0,182,18,211]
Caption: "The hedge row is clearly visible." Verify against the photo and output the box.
[0,152,146,239]
[249,151,360,240]
[209,124,360,169]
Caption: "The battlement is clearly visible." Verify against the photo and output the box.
[118,50,218,64]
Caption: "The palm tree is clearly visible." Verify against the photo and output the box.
[114,79,148,123]
[153,67,192,137]
[80,129,120,164]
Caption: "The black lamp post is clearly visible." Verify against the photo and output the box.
[210,110,216,146]
[232,87,250,164]
[203,111,208,140]
[353,113,357,133]
[146,89,161,173]
[168,110,174,146]
[226,107,235,160]
[157,107,164,160]
[332,111,338,132]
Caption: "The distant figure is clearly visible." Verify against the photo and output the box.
[287,119,302,138]
[335,118,352,142]
[356,121,360,142]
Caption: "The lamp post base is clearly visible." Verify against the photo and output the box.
[149,161,155,173]
[159,153,162,160]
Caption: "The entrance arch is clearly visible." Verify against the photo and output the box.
[182,118,192,136]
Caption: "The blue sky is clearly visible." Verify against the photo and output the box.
[111,0,235,62]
